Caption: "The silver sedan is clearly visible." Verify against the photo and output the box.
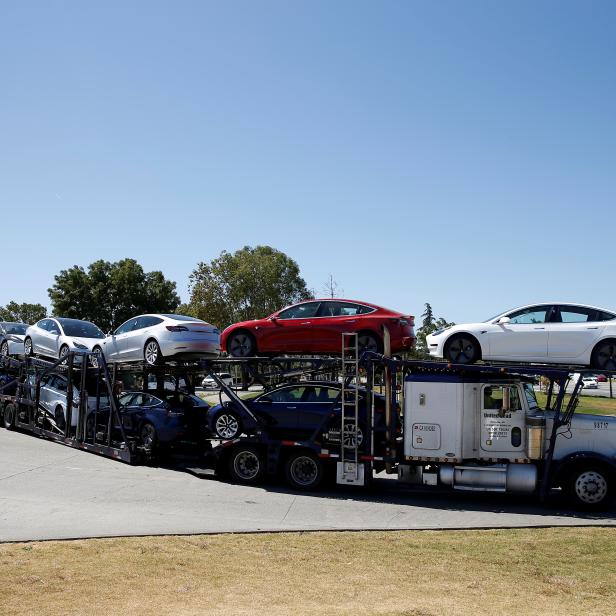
[24,317,105,361]
[93,313,220,365]
[0,322,29,356]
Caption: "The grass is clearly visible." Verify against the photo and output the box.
[1,528,615,616]
[535,391,616,416]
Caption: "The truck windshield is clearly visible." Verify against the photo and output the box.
[523,383,539,410]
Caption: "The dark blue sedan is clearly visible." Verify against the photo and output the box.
[88,390,210,454]
[206,381,391,450]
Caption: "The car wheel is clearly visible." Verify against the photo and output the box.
[55,405,66,432]
[144,339,163,365]
[91,347,103,368]
[24,337,33,357]
[227,331,256,357]
[228,446,265,484]
[214,410,242,440]
[444,334,480,364]
[3,403,16,430]
[565,464,612,510]
[591,340,616,371]
[357,332,382,355]
[285,451,324,491]
[0,342,9,357]
[59,344,70,364]
[140,422,158,453]
[342,421,364,449]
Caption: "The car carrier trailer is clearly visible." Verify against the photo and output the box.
[1,339,615,509]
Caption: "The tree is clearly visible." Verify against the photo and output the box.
[411,303,455,358]
[0,301,47,324]
[186,246,312,329]
[322,274,343,298]
[48,258,180,331]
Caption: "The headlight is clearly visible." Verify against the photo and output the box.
[72,341,88,350]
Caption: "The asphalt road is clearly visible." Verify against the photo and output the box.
[0,429,614,542]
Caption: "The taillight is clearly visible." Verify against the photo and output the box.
[166,325,189,332]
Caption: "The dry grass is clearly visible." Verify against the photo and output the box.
[1,528,615,616]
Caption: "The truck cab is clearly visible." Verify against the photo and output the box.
[399,372,616,508]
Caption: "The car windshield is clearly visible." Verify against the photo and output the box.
[3,323,27,335]
[56,319,105,338]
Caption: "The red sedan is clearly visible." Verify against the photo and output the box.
[221,299,415,357]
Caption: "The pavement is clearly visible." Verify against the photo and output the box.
[0,429,614,543]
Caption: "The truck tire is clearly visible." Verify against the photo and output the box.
[565,464,612,510]
[3,403,16,430]
[284,451,324,491]
[228,445,265,485]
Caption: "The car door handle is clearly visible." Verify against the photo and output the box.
[534,327,545,330]
[287,406,297,409]
[300,322,311,325]
[344,319,357,323]
[586,326,599,330]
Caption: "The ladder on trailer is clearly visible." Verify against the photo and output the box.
[338,333,364,484]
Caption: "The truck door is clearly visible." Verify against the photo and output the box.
[479,384,526,456]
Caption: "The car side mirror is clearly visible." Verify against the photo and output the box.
[269,317,278,323]
[497,317,511,325]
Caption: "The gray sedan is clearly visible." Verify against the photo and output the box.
[93,313,220,365]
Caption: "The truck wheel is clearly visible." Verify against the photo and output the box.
[228,446,264,484]
[566,464,612,509]
[285,452,324,491]
[3,403,16,430]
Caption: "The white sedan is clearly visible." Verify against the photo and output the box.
[25,318,105,360]
[93,313,220,365]
[426,303,616,369]
[0,322,29,356]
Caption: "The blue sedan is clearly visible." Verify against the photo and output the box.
[206,381,391,449]
[88,390,210,454]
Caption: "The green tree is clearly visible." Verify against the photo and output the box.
[0,301,47,324]
[48,258,180,331]
[186,246,312,329]
[411,303,455,358]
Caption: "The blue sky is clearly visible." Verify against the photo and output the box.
[1,1,614,325]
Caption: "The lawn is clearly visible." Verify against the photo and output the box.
[1,528,615,616]
[536,391,616,416]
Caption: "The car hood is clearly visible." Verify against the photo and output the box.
[426,323,488,339]
[70,337,102,349]
[3,334,25,342]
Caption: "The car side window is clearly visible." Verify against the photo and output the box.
[596,311,616,321]
[506,307,550,325]
[277,303,321,320]
[114,319,137,335]
[303,386,339,402]
[37,319,49,331]
[140,316,163,328]
[261,387,306,403]
[118,393,135,406]
[318,302,368,317]
[556,306,596,323]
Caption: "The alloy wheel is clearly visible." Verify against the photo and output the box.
[144,341,160,365]
[215,413,240,439]
[229,334,253,357]
[447,337,477,363]
[595,342,616,371]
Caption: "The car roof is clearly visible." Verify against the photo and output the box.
[493,302,615,320]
